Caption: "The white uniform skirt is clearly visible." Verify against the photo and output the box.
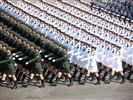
[95,52,104,63]
[78,59,90,69]
[113,58,123,72]
[126,55,133,66]
[88,58,98,73]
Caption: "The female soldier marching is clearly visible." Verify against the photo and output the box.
[0,49,18,89]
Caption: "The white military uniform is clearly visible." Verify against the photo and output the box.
[112,49,123,72]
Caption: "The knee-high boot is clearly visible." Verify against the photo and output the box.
[17,72,23,81]
[123,67,128,73]
[51,76,60,86]
[49,73,56,84]
[11,81,18,89]
[78,72,83,83]
[120,75,125,84]
[95,76,101,85]
[39,79,45,88]
[90,73,95,81]
[43,67,47,76]
[68,78,73,86]
[127,71,133,80]
[45,70,51,80]
[72,69,78,79]
[63,75,68,83]
[22,78,32,87]
[98,69,103,76]
[21,74,27,84]
[102,71,108,82]
[105,75,113,84]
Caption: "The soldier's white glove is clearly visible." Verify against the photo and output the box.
[49,57,52,60]
[81,59,83,62]
[15,55,18,58]
[19,58,22,61]
[40,50,42,53]
[52,59,55,62]
[14,63,17,66]
[26,62,28,65]
[13,53,16,56]
[13,57,15,60]
[41,59,44,61]
[45,55,47,58]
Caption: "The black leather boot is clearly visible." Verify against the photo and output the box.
[80,76,88,85]
[95,76,101,85]
[22,78,32,87]
[51,77,59,86]
[63,75,68,83]
[43,68,47,76]
[15,68,20,76]
[120,75,125,84]
[34,76,40,84]
[7,77,13,86]
[21,74,27,84]
[49,73,56,84]
[90,73,95,81]
[78,72,83,83]
[39,79,45,88]
[102,71,108,82]
[45,70,51,80]
[17,72,23,81]
[68,78,73,86]
[72,69,78,79]
[98,69,103,75]
[11,81,18,89]
[127,71,133,80]
[105,75,113,84]
[116,72,121,80]
[123,67,128,73]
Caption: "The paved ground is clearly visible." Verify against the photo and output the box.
[0,78,133,100]
[1,0,132,100]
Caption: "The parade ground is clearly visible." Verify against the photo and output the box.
[0,79,133,100]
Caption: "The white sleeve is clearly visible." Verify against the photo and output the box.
[81,56,93,61]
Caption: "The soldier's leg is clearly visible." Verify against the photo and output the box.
[15,65,21,77]
[11,75,18,89]
[94,72,101,85]
[39,74,45,88]
[43,62,49,76]
[66,73,73,86]
[21,70,29,84]
[127,66,133,81]
[72,63,78,79]
[49,67,57,84]
[102,66,110,82]
[51,71,62,86]
[17,67,25,82]
[34,75,40,85]
[90,72,96,81]
[79,69,90,85]
[6,75,13,86]
[98,63,103,75]
[123,63,129,73]
[119,71,126,84]
[63,73,68,83]
[45,65,53,80]
[0,73,7,85]
[105,69,115,84]
[78,67,85,83]
[23,73,34,87]
[1,73,7,81]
